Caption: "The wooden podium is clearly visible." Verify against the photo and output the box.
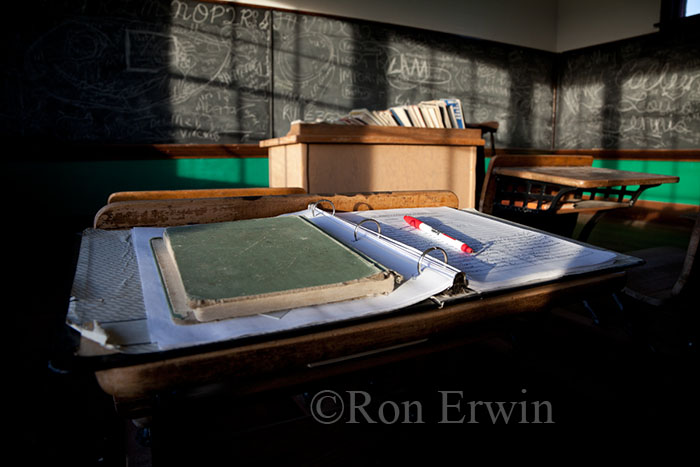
[260,123,484,209]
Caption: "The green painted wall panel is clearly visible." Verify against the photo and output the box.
[175,158,268,186]
[593,159,699,206]
[11,156,698,232]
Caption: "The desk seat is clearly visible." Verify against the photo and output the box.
[107,187,306,203]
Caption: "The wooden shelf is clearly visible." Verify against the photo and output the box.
[260,122,484,148]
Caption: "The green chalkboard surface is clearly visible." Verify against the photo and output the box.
[8,1,696,150]
[556,31,700,150]
[3,0,555,148]
[271,11,556,149]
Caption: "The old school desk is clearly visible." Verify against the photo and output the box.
[481,155,680,240]
[81,190,630,422]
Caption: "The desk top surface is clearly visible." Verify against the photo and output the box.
[79,191,639,407]
[494,166,680,188]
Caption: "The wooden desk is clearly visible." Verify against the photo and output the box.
[94,271,626,410]
[494,166,678,191]
[68,190,636,422]
[490,165,679,240]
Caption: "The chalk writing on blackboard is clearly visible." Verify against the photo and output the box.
[14,0,271,143]
[271,11,555,149]
[556,36,700,149]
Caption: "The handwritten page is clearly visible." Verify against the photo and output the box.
[303,209,463,282]
[336,207,618,292]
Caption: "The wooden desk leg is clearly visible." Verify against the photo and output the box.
[475,145,485,205]
[112,396,157,425]
[577,210,608,242]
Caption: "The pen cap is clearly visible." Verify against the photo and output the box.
[404,216,421,229]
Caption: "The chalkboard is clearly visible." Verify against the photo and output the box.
[2,0,272,143]
[6,1,699,150]
[556,31,700,150]
[272,12,556,149]
[3,1,564,148]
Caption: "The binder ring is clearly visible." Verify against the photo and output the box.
[418,247,448,274]
[309,199,336,217]
[354,219,381,241]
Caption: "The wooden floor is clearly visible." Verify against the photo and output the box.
[574,211,696,253]
[26,209,699,464]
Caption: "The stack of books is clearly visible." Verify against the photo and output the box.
[328,98,466,129]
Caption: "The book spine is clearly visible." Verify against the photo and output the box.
[390,107,413,126]
[443,99,464,129]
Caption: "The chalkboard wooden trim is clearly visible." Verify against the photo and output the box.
[25,144,268,161]
[485,148,700,162]
[150,144,268,159]
[553,149,700,162]
[485,148,554,157]
[25,144,700,162]
[260,123,484,148]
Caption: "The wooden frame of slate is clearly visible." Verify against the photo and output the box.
[153,216,401,322]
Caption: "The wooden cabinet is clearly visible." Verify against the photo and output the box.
[260,123,484,209]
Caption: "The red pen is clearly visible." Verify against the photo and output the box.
[404,215,474,253]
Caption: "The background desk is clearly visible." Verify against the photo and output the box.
[484,159,679,239]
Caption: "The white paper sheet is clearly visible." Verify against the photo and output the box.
[337,207,618,292]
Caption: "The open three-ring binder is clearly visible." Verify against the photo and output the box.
[301,200,470,294]
[147,200,471,323]
[140,201,638,349]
